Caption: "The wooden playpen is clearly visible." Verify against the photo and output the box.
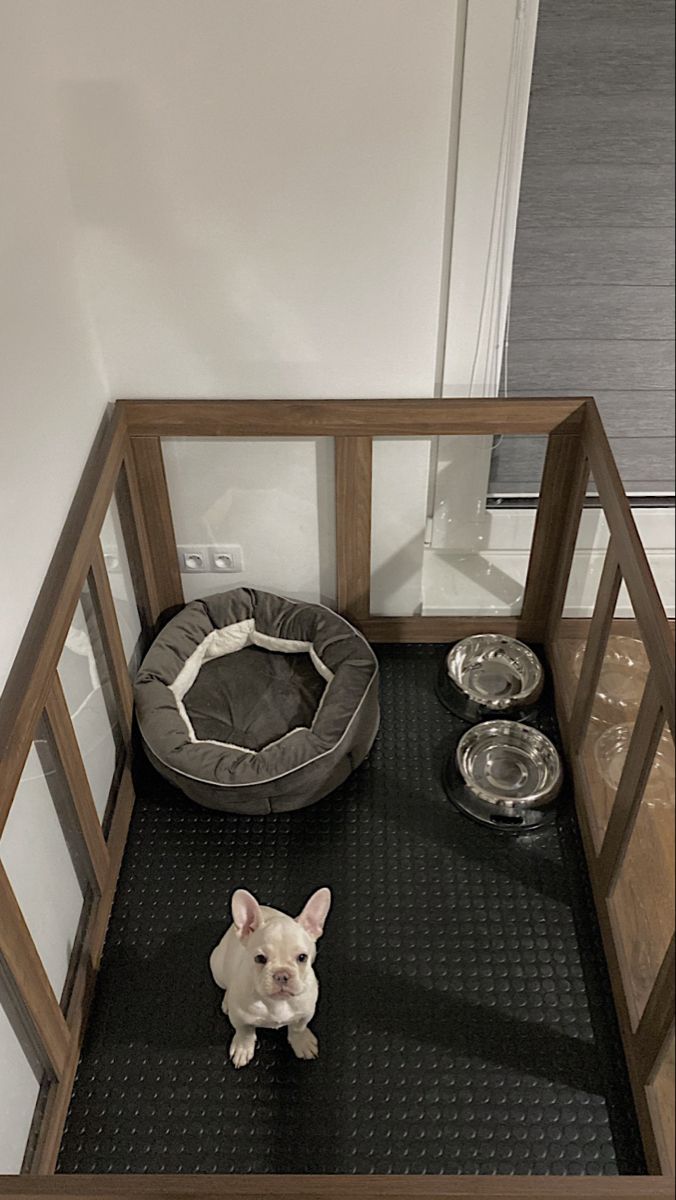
[0,397,673,1197]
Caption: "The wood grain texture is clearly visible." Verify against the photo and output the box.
[125,437,183,628]
[648,1027,675,1177]
[43,676,109,896]
[635,938,676,1088]
[523,92,675,166]
[598,677,664,898]
[609,764,675,1039]
[520,432,589,639]
[0,408,126,837]
[501,391,675,441]
[30,766,136,1175]
[509,287,675,342]
[512,228,675,287]
[335,437,372,619]
[584,403,675,735]
[569,545,622,745]
[0,863,70,1080]
[89,545,134,742]
[547,647,663,1173]
[119,398,587,438]
[1,1176,672,1198]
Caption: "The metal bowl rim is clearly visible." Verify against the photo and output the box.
[445,635,543,709]
[455,720,562,808]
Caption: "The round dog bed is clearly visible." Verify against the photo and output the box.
[134,588,379,814]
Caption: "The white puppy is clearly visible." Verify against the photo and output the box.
[210,887,331,1068]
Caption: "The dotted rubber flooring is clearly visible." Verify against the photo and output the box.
[58,644,645,1176]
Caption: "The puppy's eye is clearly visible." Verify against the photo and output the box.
[254,954,267,965]
[297,953,308,963]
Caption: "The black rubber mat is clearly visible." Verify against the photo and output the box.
[58,644,645,1176]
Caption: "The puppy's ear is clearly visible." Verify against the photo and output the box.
[231,889,261,939]
[296,887,332,939]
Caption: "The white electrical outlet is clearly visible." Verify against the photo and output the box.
[210,545,244,572]
[177,545,210,572]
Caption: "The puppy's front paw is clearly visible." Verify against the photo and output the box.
[230,1032,256,1068]
[288,1027,319,1060]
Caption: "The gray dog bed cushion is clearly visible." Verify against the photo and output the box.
[133,588,379,814]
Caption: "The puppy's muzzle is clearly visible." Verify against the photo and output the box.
[269,969,299,996]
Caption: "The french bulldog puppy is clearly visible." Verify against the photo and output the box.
[210,887,331,1068]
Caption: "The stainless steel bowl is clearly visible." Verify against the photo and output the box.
[437,635,543,722]
[445,720,562,831]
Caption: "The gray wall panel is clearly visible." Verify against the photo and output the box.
[511,228,675,287]
[507,340,674,393]
[532,15,674,95]
[518,164,674,228]
[523,93,674,166]
[490,436,675,495]
[610,437,675,491]
[509,286,674,341]
[501,390,675,440]
[498,0,675,496]
[538,1,674,25]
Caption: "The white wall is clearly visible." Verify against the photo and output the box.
[0,0,463,1172]
[51,0,458,400]
[163,437,337,605]
[0,11,109,1169]
[1,0,463,679]
[50,0,461,613]
[163,435,433,616]
[0,5,110,694]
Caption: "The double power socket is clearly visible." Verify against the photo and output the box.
[177,544,244,573]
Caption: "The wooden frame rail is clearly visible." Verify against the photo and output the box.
[544,412,675,1177]
[0,396,672,1195]
[0,406,138,1174]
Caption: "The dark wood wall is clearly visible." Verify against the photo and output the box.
[493,0,675,497]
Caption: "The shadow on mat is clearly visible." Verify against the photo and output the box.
[369,753,573,910]
[334,953,604,1097]
[89,920,599,1096]
[83,920,226,1052]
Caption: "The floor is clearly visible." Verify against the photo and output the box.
[58,644,645,1176]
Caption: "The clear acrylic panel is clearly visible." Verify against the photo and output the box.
[580,593,649,850]
[371,438,431,617]
[609,721,675,1028]
[0,731,87,1003]
[162,438,335,606]
[58,584,124,824]
[647,1027,675,1175]
[99,490,143,676]
[420,435,547,620]
[552,475,611,716]
[0,1001,41,1172]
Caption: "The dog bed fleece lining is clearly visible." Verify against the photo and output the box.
[134,589,380,814]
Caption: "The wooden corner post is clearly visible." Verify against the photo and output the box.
[335,436,373,624]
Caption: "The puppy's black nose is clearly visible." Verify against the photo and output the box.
[273,970,290,986]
